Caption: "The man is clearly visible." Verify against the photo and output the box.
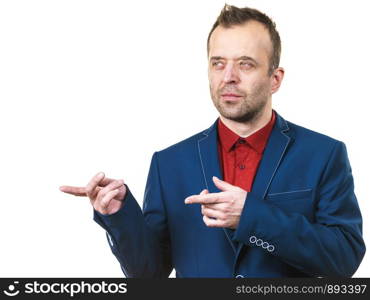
[60,5,365,277]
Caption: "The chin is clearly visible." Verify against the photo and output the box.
[220,110,260,123]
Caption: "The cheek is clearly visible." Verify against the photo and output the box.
[241,74,270,92]
[208,74,220,91]
[208,76,217,90]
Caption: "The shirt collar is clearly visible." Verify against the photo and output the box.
[217,110,276,154]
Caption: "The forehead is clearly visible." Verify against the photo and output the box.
[209,21,272,62]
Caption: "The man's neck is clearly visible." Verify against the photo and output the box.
[219,107,273,138]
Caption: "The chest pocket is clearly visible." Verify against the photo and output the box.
[266,189,314,219]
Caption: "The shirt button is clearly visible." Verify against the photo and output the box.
[239,164,245,170]
[238,139,246,144]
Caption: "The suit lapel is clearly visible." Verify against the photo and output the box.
[235,112,293,256]
[197,119,238,253]
[248,112,292,198]
[197,113,293,256]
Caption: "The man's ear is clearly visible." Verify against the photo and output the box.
[271,67,285,94]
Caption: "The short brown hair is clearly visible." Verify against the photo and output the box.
[207,4,281,75]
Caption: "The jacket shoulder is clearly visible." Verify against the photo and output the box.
[156,125,215,157]
[287,120,343,147]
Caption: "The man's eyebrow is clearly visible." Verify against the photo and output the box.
[209,56,258,64]
[237,56,258,64]
[210,56,224,61]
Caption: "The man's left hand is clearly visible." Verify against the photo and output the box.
[185,176,247,229]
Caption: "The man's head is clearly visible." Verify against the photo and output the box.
[207,4,284,123]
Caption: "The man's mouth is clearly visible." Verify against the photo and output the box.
[221,93,242,101]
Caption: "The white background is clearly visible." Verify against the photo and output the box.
[0,0,369,277]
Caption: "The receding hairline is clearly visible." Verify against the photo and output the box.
[207,21,274,57]
[206,4,281,74]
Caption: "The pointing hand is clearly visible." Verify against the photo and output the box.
[60,172,126,215]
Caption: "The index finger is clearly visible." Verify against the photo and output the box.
[59,173,114,197]
[184,192,224,205]
[59,185,86,196]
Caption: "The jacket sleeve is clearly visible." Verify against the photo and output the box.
[93,152,173,277]
[233,141,366,277]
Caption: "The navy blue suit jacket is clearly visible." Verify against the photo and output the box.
[94,112,365,277]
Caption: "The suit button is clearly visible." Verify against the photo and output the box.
[235,274,244,278]
[249,236,257,243]
[256,239,263,246]
[267,245,275,252]
[262,242,269,249]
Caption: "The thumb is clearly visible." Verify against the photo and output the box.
[199,189,209,195]
[212,176,238,191]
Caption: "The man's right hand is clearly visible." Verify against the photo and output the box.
[59,172,127,215]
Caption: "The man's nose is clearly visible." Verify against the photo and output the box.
[223,63,240,84]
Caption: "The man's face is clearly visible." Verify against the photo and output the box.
[208,21,274,123]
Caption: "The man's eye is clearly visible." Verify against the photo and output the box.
[240,61,253,69]
[212,61,224,68]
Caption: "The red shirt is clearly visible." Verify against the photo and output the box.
[217,111,276,192]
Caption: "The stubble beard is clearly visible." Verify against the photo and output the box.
[211,83,270,123]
